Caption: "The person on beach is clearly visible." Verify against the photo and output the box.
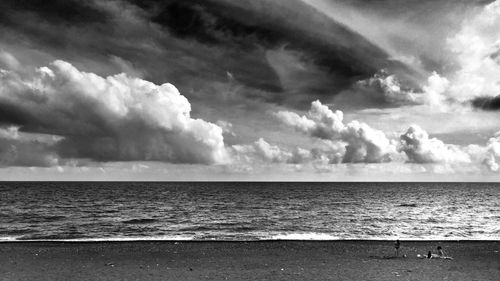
[418,249,453,260]
[436,246,453,259]
[394,240,400,257]
[419,251,440,259]
[427,251,438,258]
[437,246,444,257]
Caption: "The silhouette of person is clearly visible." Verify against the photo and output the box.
[394,240,401,257]
[437,246,444,256]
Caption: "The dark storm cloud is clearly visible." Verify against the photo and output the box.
[0,0,492,112]
[0,101,34,127]
[0,0,109,25]
[0,127,59,167]
[0,0,112,51]
[0,137,58,167]
[0,0,413,110]
[124,0,398,107]
[471,96,500,111]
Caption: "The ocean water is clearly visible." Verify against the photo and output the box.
[0,182,499,241]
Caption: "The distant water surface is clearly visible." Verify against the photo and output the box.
[0,182,499,241]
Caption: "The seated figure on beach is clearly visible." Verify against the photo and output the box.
[427,251,440,259]
[437,246,444,256]
[417,249,453,260]
[435,246,453,259]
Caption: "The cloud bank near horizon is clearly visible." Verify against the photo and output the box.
[0,59,229,166]
[274,100,500,173]
[0,56,499,177]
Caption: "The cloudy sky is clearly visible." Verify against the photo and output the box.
[1,0,500,181]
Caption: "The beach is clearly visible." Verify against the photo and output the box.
[0,241,498,280]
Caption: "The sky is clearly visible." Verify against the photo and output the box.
[1,0,500,181]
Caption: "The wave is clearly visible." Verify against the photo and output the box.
[0,235,197,242]
[41,215,68,222]
[16,233,90,240]
[2,232,498,242]
[0,229,37,236]
[122,218,158,224]
[270,233,342,240]
[397,203,418,207]
[13,214,68,223]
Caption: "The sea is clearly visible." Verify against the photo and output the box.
[0,182,499,242]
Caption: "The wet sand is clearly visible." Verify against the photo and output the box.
[0,241,498,280]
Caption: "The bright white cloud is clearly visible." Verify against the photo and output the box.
[482,133,500,171]
[421,72,450,110]
[0,59,229,165]
[398,125,500,173]
[399,125,471,164]
[253,138,288,162]
[276,100,344,139]
[446,1,500,101]
[232,138,310,164]
[342,120,396,163]
[275,100,500,172]
[310,140,345,164]
[354,71,419,105]
[276,100,397,163]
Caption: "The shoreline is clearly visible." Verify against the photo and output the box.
[1,240,498,280]
[1,239,500,243]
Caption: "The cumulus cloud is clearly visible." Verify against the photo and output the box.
[0,59,229,165]
[482,133,500,171]
[276,100,397,163]
[310,140,345,165]
[230,137,354,171]
[276,100,344,139]
[334,68,457,110]
[352,70,419,106]
[275,100,500,170]
[231,136,345,167]
[420,72,451,110]
[398,125,500,173]
[399,125,471,164]
[341,120,395,163]
[232,138,311,164]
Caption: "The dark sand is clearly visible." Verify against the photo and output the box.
[0,241,498,280]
